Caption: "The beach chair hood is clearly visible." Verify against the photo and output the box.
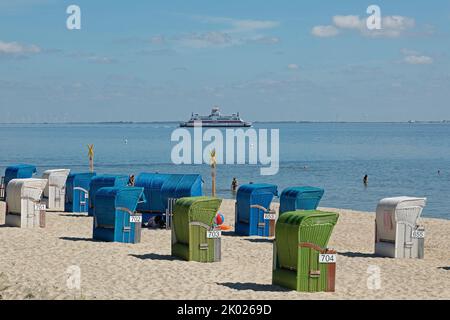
[88,174,129,216]
[135,173,171,212]
[42,169,71,197]
[279,186,325,214]
[4,164,37,188]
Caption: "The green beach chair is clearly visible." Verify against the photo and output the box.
[171,196,223,263]
[272,210,339,292]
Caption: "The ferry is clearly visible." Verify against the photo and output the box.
[180,107,252,127]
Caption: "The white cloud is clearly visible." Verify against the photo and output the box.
[176,32,234,49]
[196,16,280,33]
[87,56,117,64]
[0,41,41,55]
[171,17,281,48]
[66,51,118,64]
[404,55,433,65]
[383,16,415,30]
[312,15,416,38]
[401,48,420,56]
[246,35,280,45]
[229,19,280,33]
[401,49,434,65]
[365,16,415,38]
[149,35,165,45]
[333,15,364,29]
[311,25,340,37]
[287,64,299,70]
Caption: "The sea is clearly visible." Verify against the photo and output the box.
[1,122,449,220]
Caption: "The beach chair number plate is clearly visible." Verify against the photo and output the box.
[130,215,142,223]
[207,230,222,239]
[412,229,425,239]
[264,213,276,220]
[319,254,337,264]
[34,204,46,211]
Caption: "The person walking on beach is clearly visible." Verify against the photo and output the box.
[363,174,368,186]
[231,177,238,192]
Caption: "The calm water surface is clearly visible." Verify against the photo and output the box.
[1,122,449,219]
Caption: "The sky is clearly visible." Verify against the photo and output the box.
[0,0,449,122]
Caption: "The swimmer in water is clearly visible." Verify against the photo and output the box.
[363,174,368,186]
[231,177,238,193]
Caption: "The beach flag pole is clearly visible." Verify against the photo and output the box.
[88,144,94,173]
[210,149,217,197]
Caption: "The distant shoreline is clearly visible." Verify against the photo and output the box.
[1,121,450,125]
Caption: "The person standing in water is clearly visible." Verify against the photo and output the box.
[363,174,368,186]
[231,177,238,192]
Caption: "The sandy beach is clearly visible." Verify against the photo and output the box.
[0,199,449,300]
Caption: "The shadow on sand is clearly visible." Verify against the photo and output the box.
[338,251,380,258]
[59,214,90,218]
[244,238,274,244]
[59,236,99,242]
[438,266,450,271]
[217,282,289,292]
[129,253,180,261]
[221,231,240,237]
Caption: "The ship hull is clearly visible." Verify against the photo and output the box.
[180,121,252,128]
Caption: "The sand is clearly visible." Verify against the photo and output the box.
[0,199,449,300]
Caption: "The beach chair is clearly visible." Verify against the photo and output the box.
[135,173,203,226]
[92,187,146,244]
[2,164,37,200]
[161,174,203,228]
[272,210,339,292]
[42,169,70,211]
[65,172,97,213]
[0,176,5,201]
[88,175,129,216]
[375,197,427,259]
[171,197,222,262]
[235,184,278,237]
[5,178,48,228]
[279,186,325,214]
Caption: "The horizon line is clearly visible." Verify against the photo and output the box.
[1,120,450,125]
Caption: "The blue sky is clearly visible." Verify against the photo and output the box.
[0,0,449,122]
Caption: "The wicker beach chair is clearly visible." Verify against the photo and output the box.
[93,186,145,244]
[235,184,278,237]
[375,197,427,259]
[273,210,339,292]
[171,197,222,262]
[65,172,96,213]
[41,169,70,212]
[5,178,48,228]
[88,175,129,216]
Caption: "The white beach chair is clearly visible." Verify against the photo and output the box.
[5,178,48,228]
[375,196,426,259]
[42,169,70,211]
